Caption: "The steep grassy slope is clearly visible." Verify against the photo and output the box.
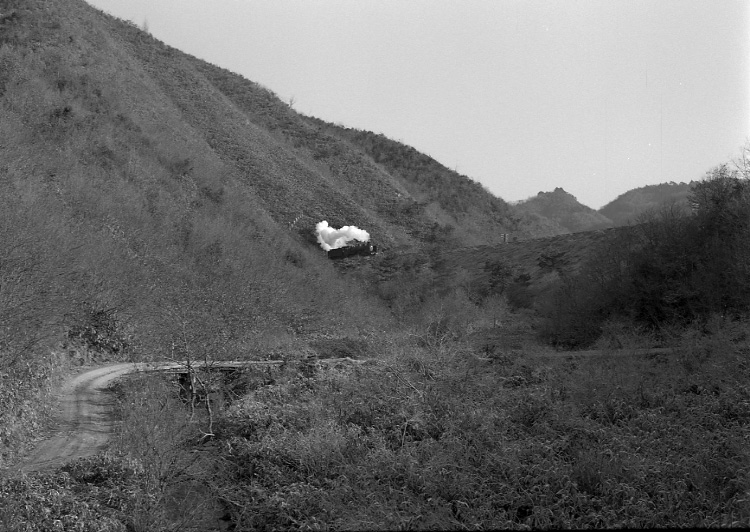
[94,12,549,249]
[0,0,575,465]
[0,0,533,357]
[599,181,695,226]
[76,6,426,250]
[1,0,366,337]
[0,0,399,464]
[1,0,582,372]
[514,187,614,233]
[1,0,561,254]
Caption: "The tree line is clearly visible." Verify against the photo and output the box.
[540,158,750,348]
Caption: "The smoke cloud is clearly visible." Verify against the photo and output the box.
[316,221,370,251]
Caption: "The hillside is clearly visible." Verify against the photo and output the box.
[599,181,695,226]
[0,0,547,359]
[0,0,566,466]
[0,0,383,346]
[514,187,614,233]
[304,119,568,241]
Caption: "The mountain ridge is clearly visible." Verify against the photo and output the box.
[598,181,695,226]
[514,187,614,233]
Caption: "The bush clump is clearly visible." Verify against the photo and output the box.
[67,305,128,355]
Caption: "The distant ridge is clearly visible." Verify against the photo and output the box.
[514,187,614,233]
[599,182,695,226]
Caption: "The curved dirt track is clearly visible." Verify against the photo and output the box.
[12,358,354,474]
[14,363,138,473]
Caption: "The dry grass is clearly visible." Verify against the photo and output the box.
[5,317,748,529]
[194,318,750,529]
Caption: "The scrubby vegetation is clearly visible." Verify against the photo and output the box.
[5,314,750,530]
[208,319,750,529]
[541,163,750,348]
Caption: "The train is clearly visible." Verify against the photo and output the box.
[327,240,378,259]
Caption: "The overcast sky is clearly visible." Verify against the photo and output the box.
[86,0,749,209]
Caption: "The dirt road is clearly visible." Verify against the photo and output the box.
[10,358,342,473]
[14,363,138,473]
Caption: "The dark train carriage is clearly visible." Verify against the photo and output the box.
[327,241,378,259]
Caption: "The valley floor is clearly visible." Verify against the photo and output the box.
[2,320,749,530]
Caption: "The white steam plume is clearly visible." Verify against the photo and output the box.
[316,221,370,251]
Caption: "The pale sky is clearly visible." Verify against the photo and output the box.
[85,0,749,209]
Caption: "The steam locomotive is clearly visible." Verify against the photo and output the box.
[327,240,378,259]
